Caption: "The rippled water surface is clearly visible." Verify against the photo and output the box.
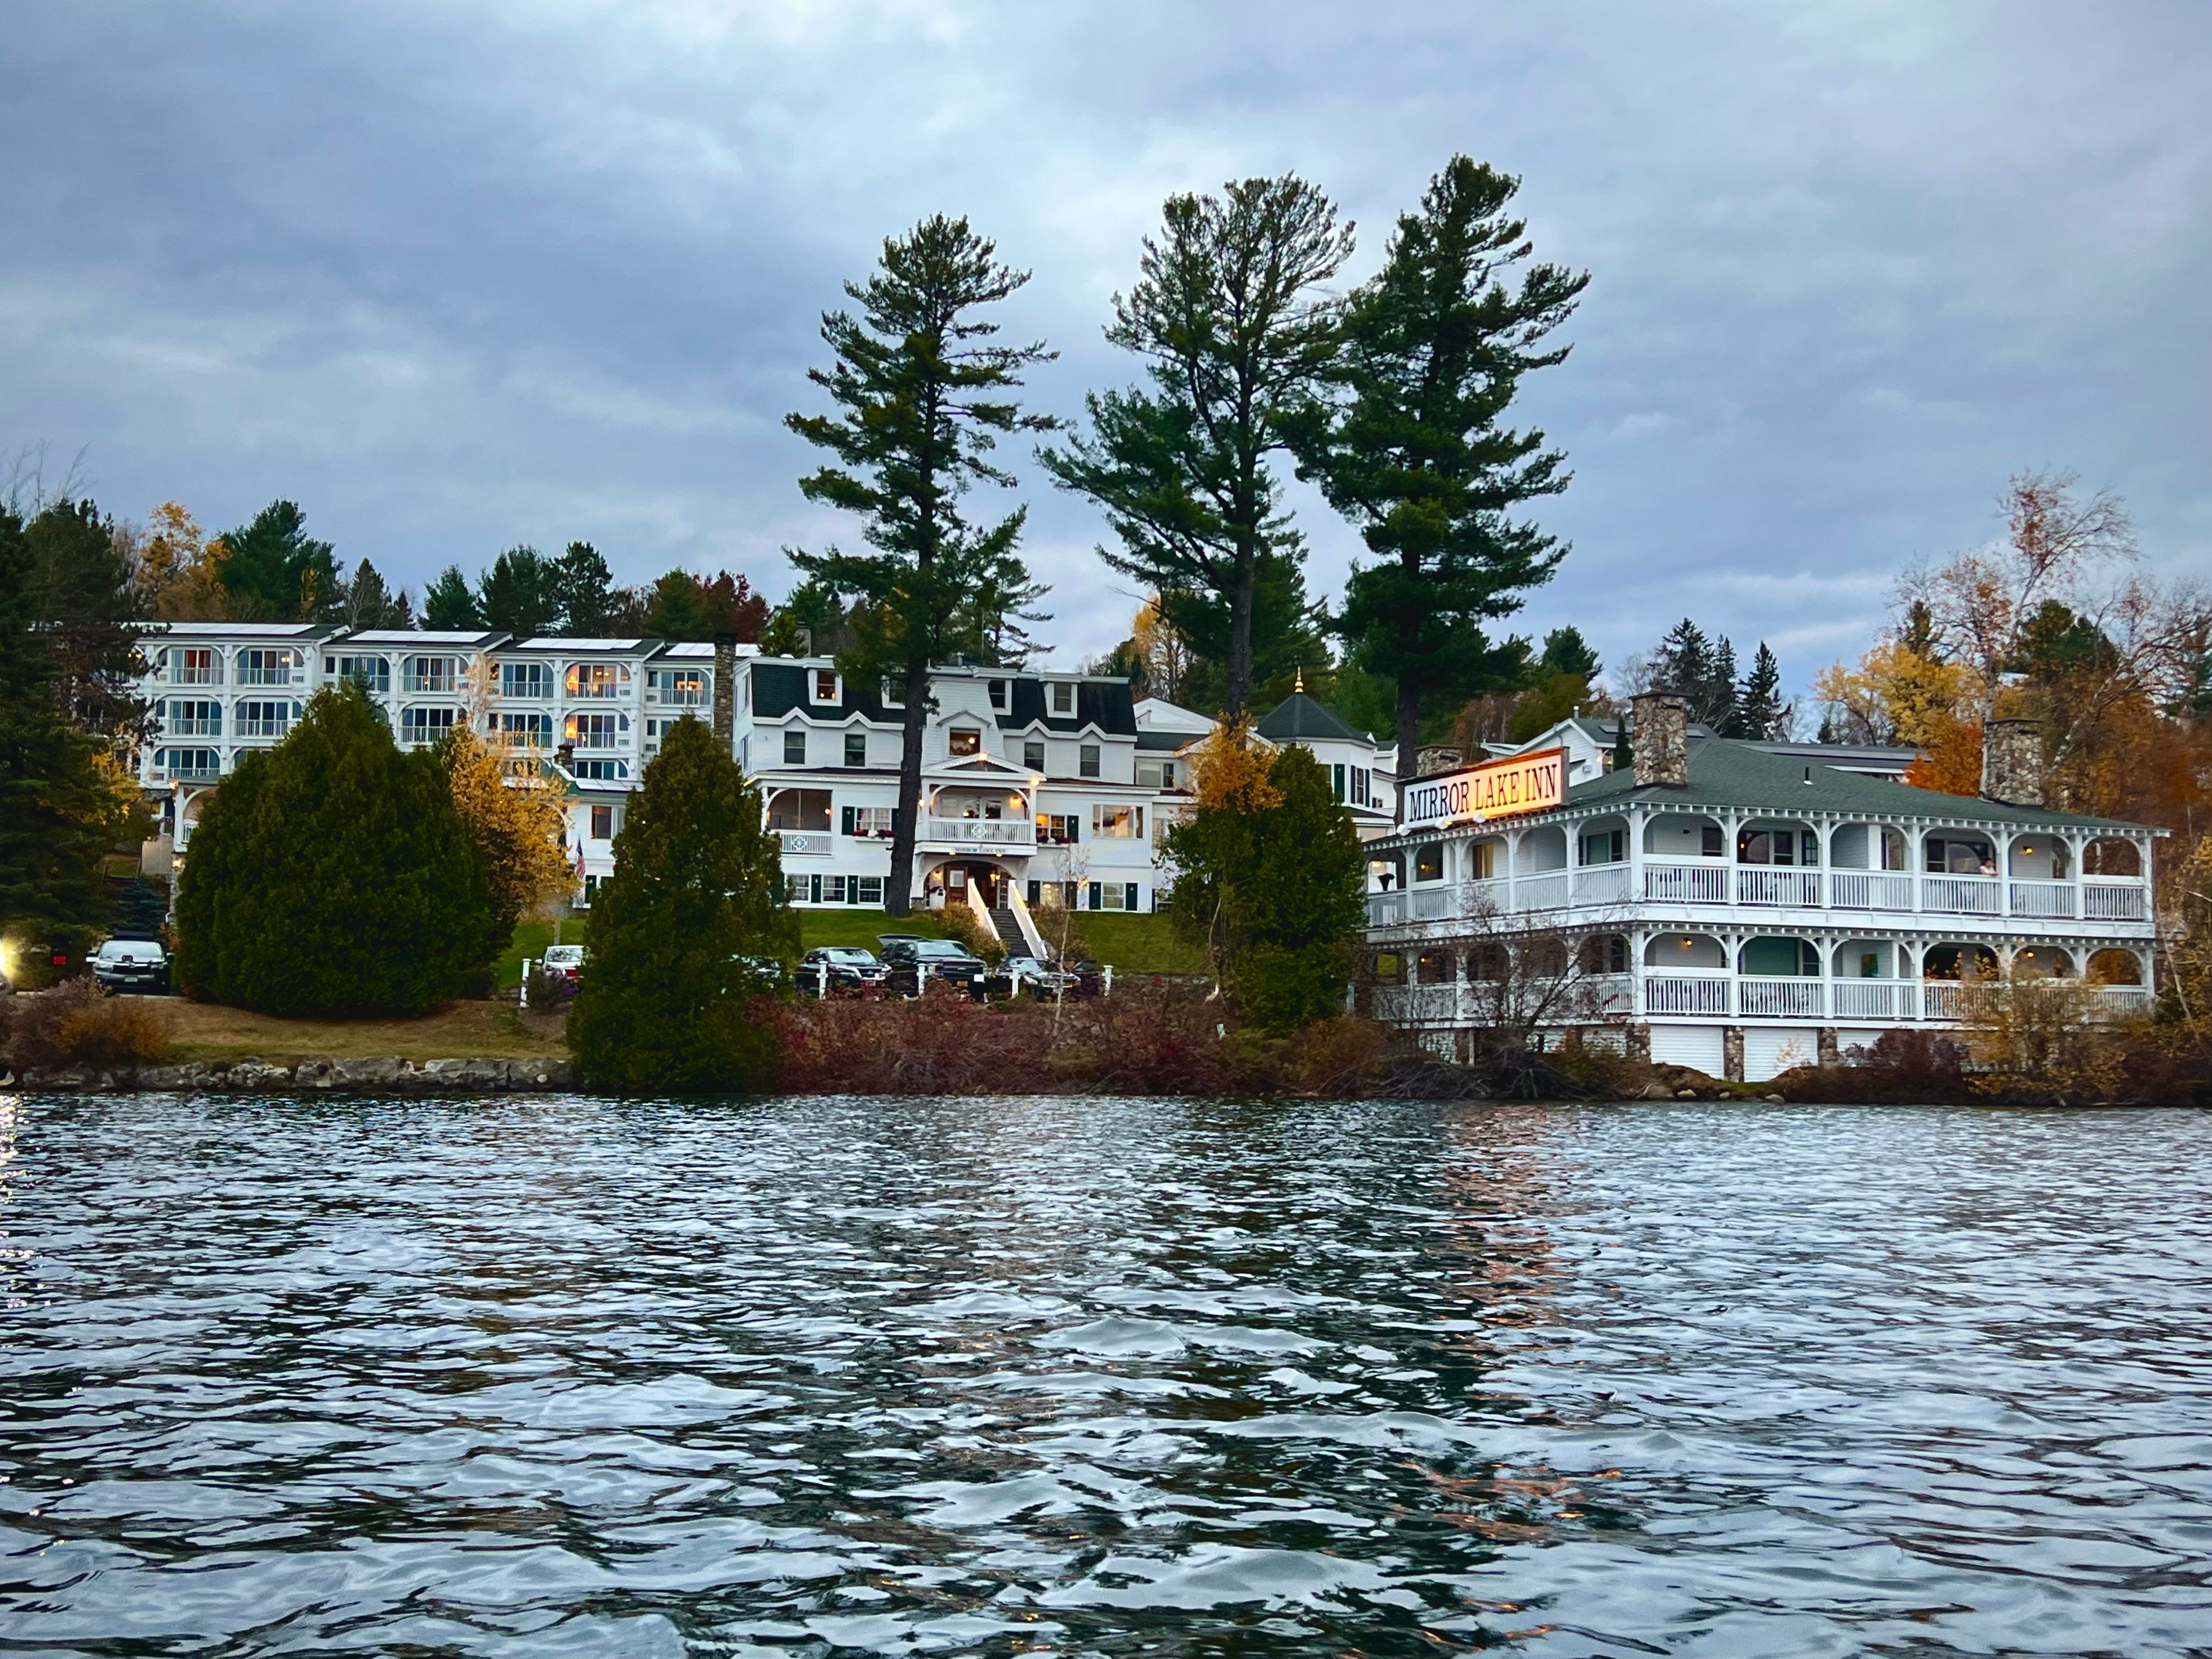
[3,1096,2211,1657]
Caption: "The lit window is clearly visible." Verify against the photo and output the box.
[238,649,295,686]
[949,728,981,757]
[171,647,219,685]
[1091,804,1143,839]
[812,669,840,703]
[565,712,621,749]
[566,663,624,699]
[661,669,705,706]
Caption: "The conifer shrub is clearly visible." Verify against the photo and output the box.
[1168,736,1367,1034]
[172,685,496,1017]
[567,716,797,1092]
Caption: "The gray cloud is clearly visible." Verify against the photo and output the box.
[4,1,2206,702]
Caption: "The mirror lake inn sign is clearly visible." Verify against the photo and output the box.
[1401,747,1566,832]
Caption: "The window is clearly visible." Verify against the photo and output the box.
[1333,763,1346,801]
[783,729,807,765]
[858,876,884,904]
[237,700,298,738]
[156,747,221,779]
[812,669,840,703]
[172,647,219,685]
[1738,828,1798,867]
[1051,682,1074,716]
[167,699,221,737]
[501,661,553,699]
[881,677,904,707]
[766,788,832,831]
[1079,743,1100,779]
[495,711,554,748]
[591,805,617,840]
[1083,881,1138,912]
[1578,934,1629,974]
[1414,843,1443,882]
[1137,759,1179,790]
[566,663,624,699]
[843,805,896,839]
[1037,813,1080,845]
[238,648,294,686]
[1468,842,1496,879]
[1702,824,1725,858]
[1091,804,1143,839]
[1926,837,1996,876]
[572,758,628,780]
[1880,827,1908,871]
[403,655,458,694]
[401,706,457,744]
[654,668,705,706]
[581,875,602,907]
[1579,828,1625,865]
[949,728,981,757]
[566,712,623,749]
[334,654,390,695]
[1352,767,1370,807]
[844,731,867,768]
[1023,739,1046,773]
[988,679,1010,711]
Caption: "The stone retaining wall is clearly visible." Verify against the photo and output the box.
[4,1056,575,1093]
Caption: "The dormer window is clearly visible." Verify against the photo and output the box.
[1050,682,1074,716]
[988,679,1010,712]
[881,678,904,708]
[811,669,840,704]
[949,728,981,757]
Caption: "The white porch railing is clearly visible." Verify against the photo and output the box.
[1409,884,1460,922]
[1921,875,2003,915]
[2007,880,2075,919]
[1832,980,1908,1020]
[1644,861,1728,904]
[1573,864,1632,904]
[1367,891,1407,926]
[1464,876,1511,915]
[1645,974,1730,1015]
[778,829,833,858]
[1829,872,1915,911]
[1737,868,1820,907]
[2098,985,2152,1014]
[1516,871,1570,911]
[921,817,1036,848]
[2084,881,2147,920]
[1738,977,1825,1018]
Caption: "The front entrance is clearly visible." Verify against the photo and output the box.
[930,859,1009,910]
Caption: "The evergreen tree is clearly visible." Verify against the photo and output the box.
[567,716,797,1091]
[1160,547,1335,714]
[1043,175,1353,717]
[1649,618,1739,730]
[552,541,620,635]
[111,877,167,939]
[785,214,1055,916]
[23,497,150,741]
[1292,156,1586,810]
[638,570,771,642]
[1540,626,1600,680]
[339,558,412,629]
[478,545,562,638]
[0,507,144,942]
[214,500,340,622]
[1167,736,1366,1035]
[424,565,483,629]
[171,684,495,1016]
[1734,642,1789,739]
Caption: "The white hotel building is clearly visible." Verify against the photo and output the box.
[134,622,1398,956]
[1362,694,2161,1082]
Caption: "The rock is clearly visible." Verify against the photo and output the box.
[1676,1089,1699,1100]
[294,1060,334,1088]
[1640,1082,1672,1101]
[229,1059,292,1089]
[1763,1093,1786,1103]
[419,1058,473,1088]
[332,1057,403,1089]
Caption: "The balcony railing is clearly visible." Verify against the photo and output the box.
[2084,881,2147,920]
[921,817,1036,848]
[1738,868,1820,907]
[1832,980,1912,1020]
[1738,977,1824,1018]
[2007,879,2076,919]
[1920,875,2002,916]
[1645,974,1731,1016]
[1573,864,1632,904]
[777,828,833,858]
[1829,872,1915,911]
[1645,861,1727,904]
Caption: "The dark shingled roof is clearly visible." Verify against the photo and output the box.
[752,663,1138,735]
[1563,735,2145,831]
[1135,730,1188,752]
[1256,693,1365,744]
[1002,677,1137,736]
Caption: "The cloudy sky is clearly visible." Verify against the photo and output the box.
[5,2,2206,700]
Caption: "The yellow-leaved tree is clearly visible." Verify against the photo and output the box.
[441,663,572,970]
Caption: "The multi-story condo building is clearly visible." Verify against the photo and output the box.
[1362,694,2160,1083]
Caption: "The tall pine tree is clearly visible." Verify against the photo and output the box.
[1292,157,1586,810]
[424,565,483,629]
[785,214,1055,916]
[1734,642,1789,739]
[478,545,562,638]
[1043,176,1353,716]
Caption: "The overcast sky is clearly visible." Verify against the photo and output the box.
[5,2,2206,701]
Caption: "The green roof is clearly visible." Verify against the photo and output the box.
[1561,736,2146,831]
[1256,692,1367,744]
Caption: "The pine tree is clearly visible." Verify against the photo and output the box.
[111,877,167,939]
[1734,642,1789,739]
[1540,626,1601,680]
[477,545,561,638]
[1294,156,1586,808]
[552,542,620,635]
[171,684,495,1016]
[785,214,1055,916]
[1650,618,1738,730]
[23,498,150,741]
[424,565,483,629]
[339,558,412,629]
[1167,735,1366,1034]
[1043,176,1353,717]
[567,716,797,1090]
[213,500,340,622]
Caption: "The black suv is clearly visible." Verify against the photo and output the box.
[876,934,988,996]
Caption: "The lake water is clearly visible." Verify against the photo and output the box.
[3,1095,2209,1657]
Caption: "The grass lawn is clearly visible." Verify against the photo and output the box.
[1054,912,1206,975]
[143,996,569,1064]
[495,919,578,988]
[797,908,950,951]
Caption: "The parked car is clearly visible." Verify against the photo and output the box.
[539,944,588,988]
[89,937,168,992]
[877,934,988,995]
[1000,955,1075,995]
[802,946,888,995]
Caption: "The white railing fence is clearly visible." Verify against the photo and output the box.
[1737,977,1825,1018]
[1645,861,1728,904]
[1737,868,1820,908]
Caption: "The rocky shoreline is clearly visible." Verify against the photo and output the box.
[4,1056,575,1093]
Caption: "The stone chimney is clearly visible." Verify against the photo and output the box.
[1980,717,2044,808]
[1416,744,1463,778]
[712,633,736,749]
[1631,693,1690,788]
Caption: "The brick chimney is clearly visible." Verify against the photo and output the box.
[1631,693,1690,788]
[712,632,736,749]
[1980,717,2044,808]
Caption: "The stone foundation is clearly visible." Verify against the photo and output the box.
[5,1056,575,1093]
